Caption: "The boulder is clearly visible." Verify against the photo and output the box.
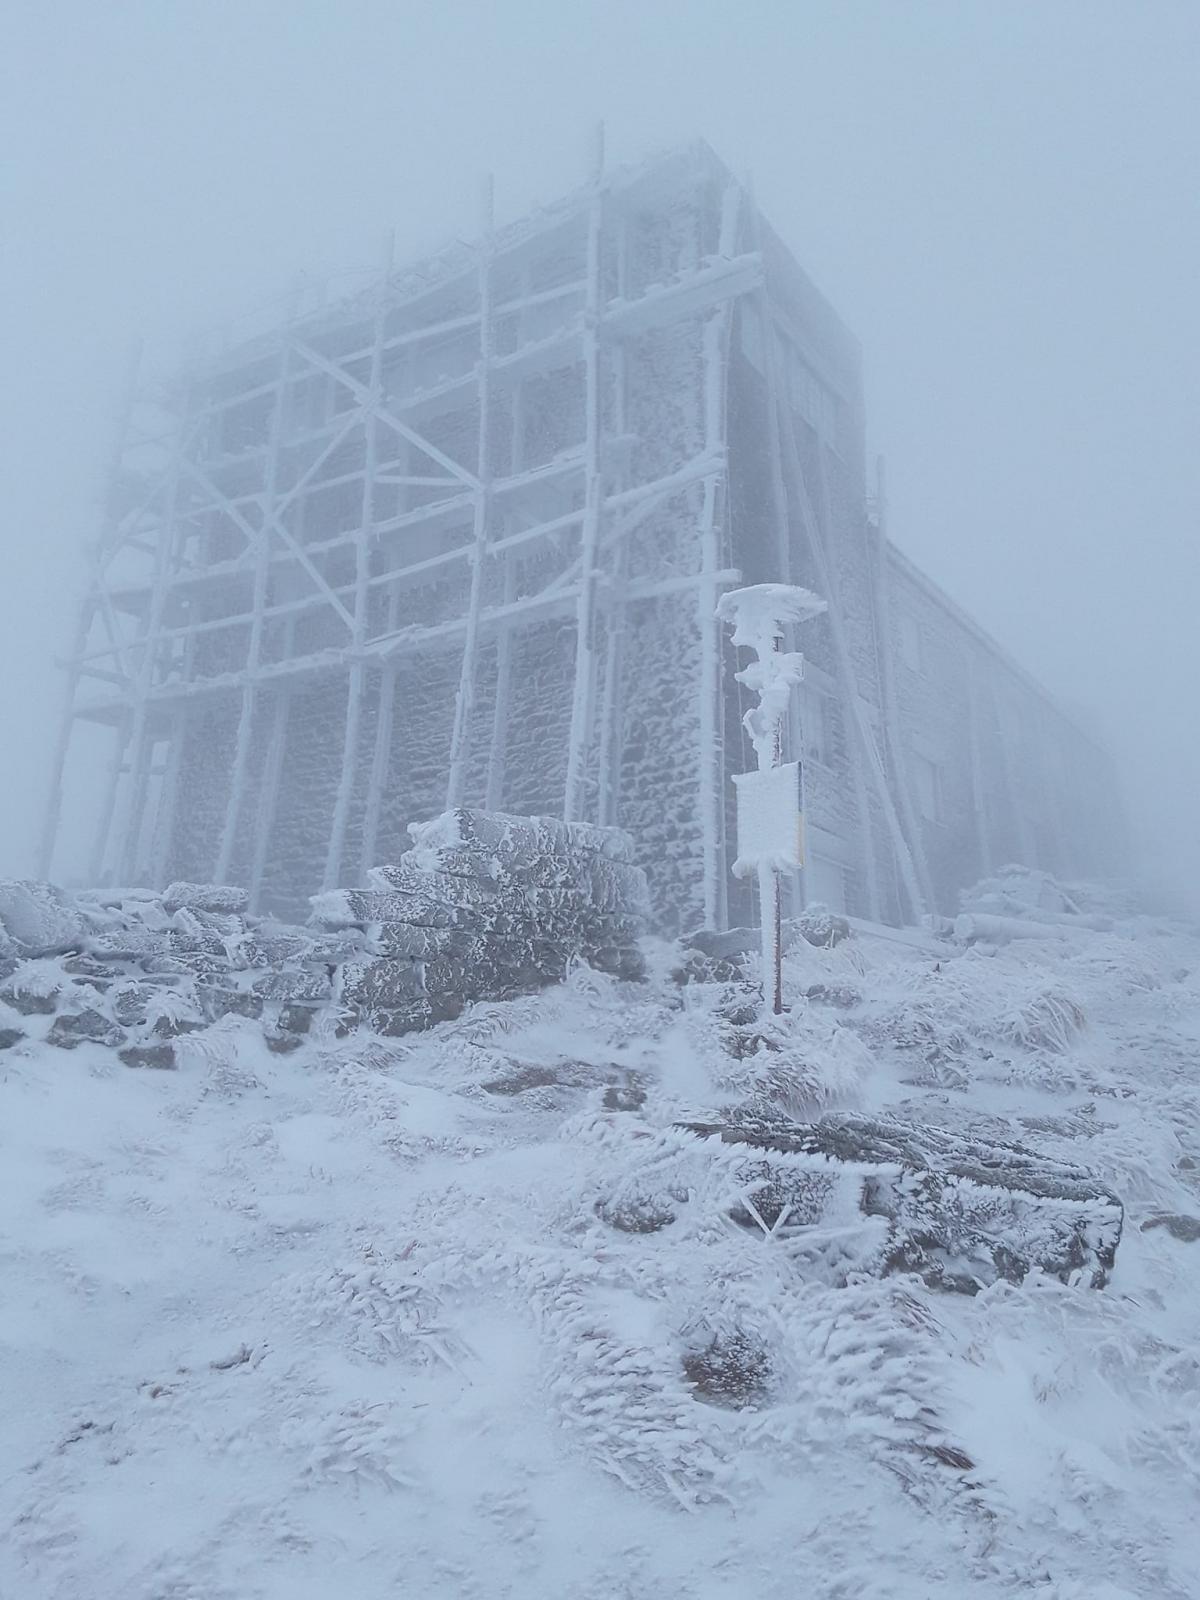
[1141,1213,1200,1243]
[161,882,249,916]
[119,1043,177,1070]
[249,968,333,1003]
[47,1008,125,1050]
[0,881,86,956]
[338,959,425,1011]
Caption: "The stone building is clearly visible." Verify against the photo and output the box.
[43,141,1121,931]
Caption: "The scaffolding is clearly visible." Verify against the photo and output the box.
[41,138,1120,929]
[43,143,775,921]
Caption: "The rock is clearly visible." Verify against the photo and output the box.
[278,1003,316,1036]
[683,1331,771,1409]
[86,926,169,961]
[583,944,646,981]
[339,960,425,1011]
[804,983,862,1009]
[311,888,476,932]
[47,1009,125,1050]
[672,949,745,986]
[119,1043,177,1070]
[111,982,156,1029]
[1,980,59,1016]
[264,1032,304,1055]
[0,881,86,955]
[406,807,637,866]
[197,987,264,1022]
[602,1078,647,1112]
[727,1160,841,1232]
[792,904,852,947]
[369,924,480,961]
[682,1112,1123,1291]
[682,927,756,963]
[161,883,249,916]
[0,1027,25,1051]
[595,1193,677,1233]
[1141,1214,1200,1243]
[482,1064,562,1095]
[249,968,333,1003]
[363,995,463,1036]
[169,910,227,957]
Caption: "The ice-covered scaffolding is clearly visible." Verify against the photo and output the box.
[42,140,1123,931]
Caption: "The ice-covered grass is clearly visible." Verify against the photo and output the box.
[2,915,1199,1597]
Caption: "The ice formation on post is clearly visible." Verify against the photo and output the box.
[718,583,825,1009]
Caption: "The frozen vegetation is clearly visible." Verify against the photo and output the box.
[2,869,1200,1597]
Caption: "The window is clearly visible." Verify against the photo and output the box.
[912,754,942,822]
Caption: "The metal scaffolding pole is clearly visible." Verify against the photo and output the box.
[696,180,740,928]
[446,179,496,809]
[360,549,406,878]
[90,713,129,885]
[215,347,290,885]
[484,259,526,814]
[324,232,394,891]
[39,344,144,881]
[563,127,606,822]
[117,391,187,886]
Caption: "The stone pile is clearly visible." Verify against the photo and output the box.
[312,809,650,1036]
[0,878,362,1065]
[0,810,650,1062]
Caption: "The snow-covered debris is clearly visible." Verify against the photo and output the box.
[681,1112,1123,1290]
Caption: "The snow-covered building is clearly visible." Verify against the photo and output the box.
[44,142,1121,930]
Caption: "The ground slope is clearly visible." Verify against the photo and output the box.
[2,912,1199,1599]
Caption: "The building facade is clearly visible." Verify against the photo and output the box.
[43,142,1121,931]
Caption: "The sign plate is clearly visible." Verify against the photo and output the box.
[732,761,804,876]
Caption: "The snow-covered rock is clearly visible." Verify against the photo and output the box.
[0,878,86,955]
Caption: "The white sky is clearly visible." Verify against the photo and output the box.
[2,0,1197,898]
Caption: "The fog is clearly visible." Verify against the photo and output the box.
[3,0,1197,903]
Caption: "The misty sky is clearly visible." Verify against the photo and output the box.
[3,0,1197,897]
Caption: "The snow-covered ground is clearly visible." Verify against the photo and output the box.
[3,909,1200,1599]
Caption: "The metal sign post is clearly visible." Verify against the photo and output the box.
[716,583,826,1013]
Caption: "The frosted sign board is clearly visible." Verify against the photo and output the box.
[731,761,805,876]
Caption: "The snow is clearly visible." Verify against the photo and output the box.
[2,904,1200,1597]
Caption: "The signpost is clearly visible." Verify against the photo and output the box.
[716,583,827,1013]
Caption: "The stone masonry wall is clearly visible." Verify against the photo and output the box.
[0,810,648,1064]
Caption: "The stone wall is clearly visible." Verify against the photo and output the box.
[315,809,648,1035]
[0,810,649,1064]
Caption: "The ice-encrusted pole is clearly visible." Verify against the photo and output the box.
[716,583,826,1014]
